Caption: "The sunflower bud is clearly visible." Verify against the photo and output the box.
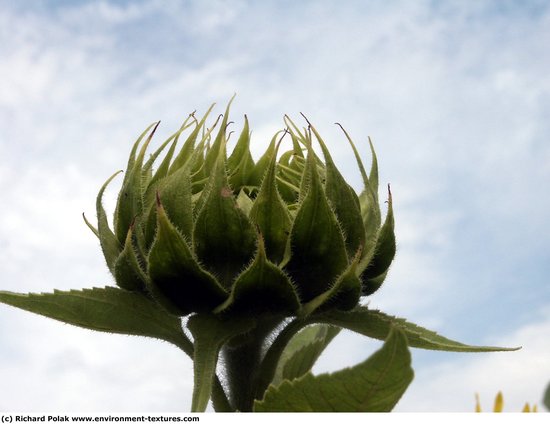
[87,101,395,318]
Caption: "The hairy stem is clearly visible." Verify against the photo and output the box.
[173,322,231,411]
[253,317,310,401]
[211,377,232,412]
[223,317,282,411]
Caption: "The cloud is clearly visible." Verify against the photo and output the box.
[0,0,549,411]
[395,305,550,412]
[0,309,193,411]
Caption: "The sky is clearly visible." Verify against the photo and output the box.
[0,0,549,412]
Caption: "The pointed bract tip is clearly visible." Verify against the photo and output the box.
[387,184,392,201]
[299,112,312,127]
[335,122,351,137]
[368,136,376,148]
[142,122,161,149]
[275,128,289,150]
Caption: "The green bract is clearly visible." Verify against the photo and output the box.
[90,102,395,318]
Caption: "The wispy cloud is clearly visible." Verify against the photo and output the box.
[396,305,550,412]
[0,0,548,411]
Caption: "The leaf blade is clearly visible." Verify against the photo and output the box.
[318,306,520,352]
[147,198,227,315]
[254,328,413,412]
[193,144,257,289]
[249,139,292,265]
[360,186,396,294]
[309,123,365,258]
[278,325,340,384]
[285,142,348,302]
[95,170,124,273]
[0,287,190,351]
[214,236,300,316]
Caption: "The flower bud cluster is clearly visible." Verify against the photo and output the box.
[86,102,395,318]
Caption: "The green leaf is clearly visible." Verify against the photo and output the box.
[249,140,292,265]
[272,324,340,386]
[309,122,365,258]
[317,306,520,352]
[277,147,304,189]
[157,165,194,240]
[114,122,159,242]
[95,170,123,274]
[214,236,300,316]
[248,131,281,188]
[122,122,159,186]
[254,328,413,412]
[143,130,182,208]
[285,144,348,303]
[360,186,396,295]
[276,146,304,204]
[284,115,307,145]
[193,146,257,289]
[188,314,255,412]
[203,95,235,176]
[358,188,380,254]
[227,115,255,190]
[147,198,227,315]
[113,224,147,291]
[367,137,379,202]
[338,125,381,258]
[235,189,254,217]
[143,119,191,187]
[0,287,191,351]
[168,105,215,174]
[301,248,362,315]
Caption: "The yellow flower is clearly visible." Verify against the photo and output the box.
[475,392,537,412]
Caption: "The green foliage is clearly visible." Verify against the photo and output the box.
[148,199,227,315]
[254,328,413,412]
[0,101,519,412]
[317,307,519,352]
[284,143,349,303]
[272,324,340,386]
[0,287,191,352]
[214,236,300,315]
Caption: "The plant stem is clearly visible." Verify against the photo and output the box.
[173,325,232,411]
[222,318,282,412]
[211,377,232,412]
[253,317,308,401]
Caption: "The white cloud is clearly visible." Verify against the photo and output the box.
[0,0,549,412]
[395,305,550,412]
[0,309,192,411]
